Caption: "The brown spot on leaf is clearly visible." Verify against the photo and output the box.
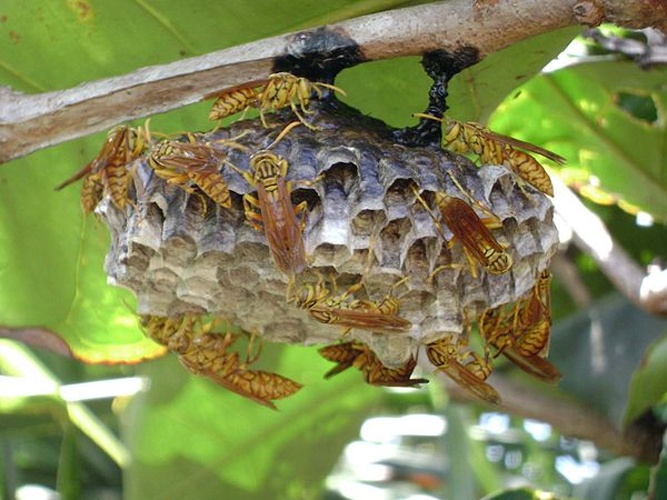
[67,0,93,22]
[8,30,20,43]
[0,326,74,358]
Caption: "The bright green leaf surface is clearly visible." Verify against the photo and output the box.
[122,345,382,499]
[491,60,667,220]
[450,26,582,122]
[0,147,164,363]
[624,335,667,424]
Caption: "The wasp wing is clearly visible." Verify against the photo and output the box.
[480,129,566,164]
[501,348,561,384]
[322,307,412,334]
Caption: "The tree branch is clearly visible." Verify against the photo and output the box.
[551,176,667,316]
[1,0,664,164]
[435,370,660,463]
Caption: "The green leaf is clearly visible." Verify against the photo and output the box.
[651,435,667,500]
[56,424,82,500]
[624,335,667,424]
[122,344,382,499]
[572,457,647,500]
[0,147,165,363]
[444,405,503,498]
[0,1,414,91]
[490,60,667,221]
[549,293,667,427]
[449,26,582,122]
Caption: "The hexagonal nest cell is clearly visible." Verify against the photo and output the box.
[98,99,558,368]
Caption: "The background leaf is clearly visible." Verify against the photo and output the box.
[122,345,384,500]
[338,26,581,127]
[491,60,667,220]
[548,293,667,428]
[624,335,667,424]
[572,457,648,500]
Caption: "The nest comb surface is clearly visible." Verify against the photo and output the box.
[100,100,559,367]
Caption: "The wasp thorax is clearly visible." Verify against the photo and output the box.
[98,99,558,370]
[250,150,281,168]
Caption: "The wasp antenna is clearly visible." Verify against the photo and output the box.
[143,118,153,143]
[266,120,302,150]
[54,163,93,191]
[390,275,411,299]
[412,112,442,122]
[319,82,347,97]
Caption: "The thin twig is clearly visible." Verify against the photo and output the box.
[0,0,663,163]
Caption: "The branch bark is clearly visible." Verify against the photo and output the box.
[434,369,660,463]
[0,0,664,164]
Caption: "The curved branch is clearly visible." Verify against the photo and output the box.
[551,176,667,316]
[0,0,663,163]
[433,369,660,463]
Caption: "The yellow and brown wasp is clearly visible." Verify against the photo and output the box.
[478,270,560,383]
[479,306,560,384]
[79,172,104,215]
[292,274,412,335]
[340,276,413,335]
[412,185,512,279]
[56,125,146,214]
[208,85,260,122]
[292,238,412,334]
[511,269,553,355]
[414,114,564,196]
[480,270,552,357]
[138,314,185,348]
[139,314,302,410]
[229,122,310,278]
[147,134,247,210]
[319,341,428,387]
[425,334,501,405]
[209,72,345,130]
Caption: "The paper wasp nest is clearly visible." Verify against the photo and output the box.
[100,102,558,368]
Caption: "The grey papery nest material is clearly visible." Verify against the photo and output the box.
[99,102,558,368]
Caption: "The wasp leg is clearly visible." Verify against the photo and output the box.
[242,194,265,232]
